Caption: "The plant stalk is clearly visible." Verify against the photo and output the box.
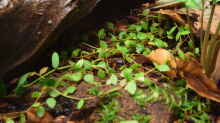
[200,0,205,45]
[205,21,220,76]
[201,3,216,73]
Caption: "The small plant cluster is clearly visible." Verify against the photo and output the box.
[2,7,211,123]
[178,0,220,77]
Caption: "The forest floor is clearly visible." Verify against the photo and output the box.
[1,1,220,123]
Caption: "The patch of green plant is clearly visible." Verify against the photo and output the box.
[161,83,211,122]
[88,87,102,96]
[96,100,121,123]
[7,6,212,122]
[132,114,151,123]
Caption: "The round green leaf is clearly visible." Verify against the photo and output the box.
[49,90,60,97]
[52,52,60,69]
[137,32,147,40]
[100,41,108,49]
[46,98,56,108]
[125,81,137,95]
[84,74,94,83]
[120,120,138,123]
[36,106,45,117]
[178,49,186,60]
[121,68,133,80]
[15,73,30,96]
[106,74,118,85]
[154,63,170,72]
[32,102,41,107]
[106,22,114,30]
[31,91,41,98]
[83,60,92,70]
[77,99,85,109]
[72,48,81,57]
[98,28,106,40]
[6,119,14,123]
[63,72,83,82]
[74,59,84,69]
[134,72,145,82]
[19,113,26,123]
[97,69,106,79]
[39,78,56,87]
[64,86,76,95]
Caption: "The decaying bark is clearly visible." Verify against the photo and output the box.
[0,0,100,77]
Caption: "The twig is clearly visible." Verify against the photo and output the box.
[24,65,72,87]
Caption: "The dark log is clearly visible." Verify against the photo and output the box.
[0,0,100,77]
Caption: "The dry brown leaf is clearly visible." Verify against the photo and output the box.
[142,2,151,7]
[216,115,220,123]
[39,67,49,75]
[66,121,76,123]
[211,48,220,82]
[147,48,176,68]
[142,0,157,7]
[177,57,220,103]
[26,108,53,123]
[53,115,67,123]
[147,49,177,78]
[150,1,184,10]
[0,102,8,108]
[153,9,186,25]
[135,54,150,64]
[114,19,129,32]
[116,25,128,32]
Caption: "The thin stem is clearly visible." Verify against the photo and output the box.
[24,65,72,87]
[99,86,123,97]
[205,21,220,76]
[51,88,95,100]
[201,3,216,72]
[200,0,205,44]
[82,42,97,49]
[185,8,196,53]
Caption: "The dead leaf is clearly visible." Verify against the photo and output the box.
[53,115,67,123]
[211,48,220,82]
[114,19,129,32]
[147,49,177,78]
[135,54,150,64]
[177,57,220,103]
[127,16,140,23]
[142,0,157,7]
[142,2,151,7]
[153,9,186,25]
[147,48,176,68]
[0,102,8,108]
[216,115,220,123]
[39,67,49,75]
[67,121,76,123]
